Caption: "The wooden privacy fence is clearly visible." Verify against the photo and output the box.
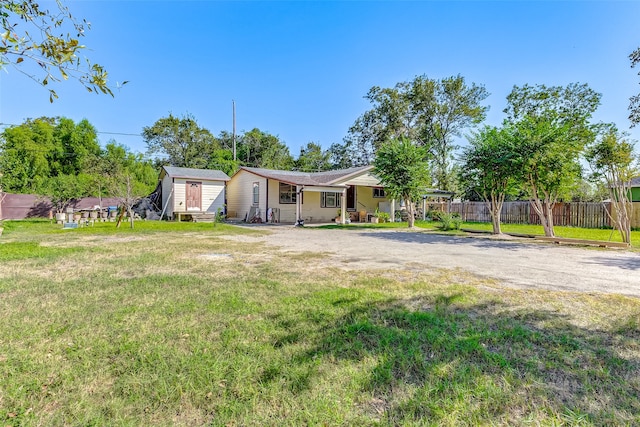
[435,201,613,229]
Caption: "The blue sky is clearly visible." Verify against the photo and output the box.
[1,1,639,158]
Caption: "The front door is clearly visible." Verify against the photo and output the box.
[346,185,356,211]
[186,181,202,211]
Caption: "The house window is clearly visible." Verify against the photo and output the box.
[279,183,297,204]
[373,188,386,198]
[252,182,259,205]
[321,192,341,208]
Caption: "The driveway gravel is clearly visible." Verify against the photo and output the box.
[235,226,640,298]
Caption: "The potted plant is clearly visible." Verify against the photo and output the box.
[335,209,342,224]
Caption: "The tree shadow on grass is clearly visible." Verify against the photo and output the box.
[279,292,640,425]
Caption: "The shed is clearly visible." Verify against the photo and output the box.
[159,166,230,221]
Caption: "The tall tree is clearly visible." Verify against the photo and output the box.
[347,75,488,189]
[143,114,218,168]
[0,116,100,193]
[460,126,517,234]
[586,130,638,244]
[237,128,294,170]
[296,142,331,172]
[0,0,119,101]
[373,138,430,228]
[505,83,601,237]
[327,142,353,170]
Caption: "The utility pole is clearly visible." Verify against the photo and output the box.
[232,100,236,161]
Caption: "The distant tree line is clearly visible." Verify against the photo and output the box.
[0,117,157,216]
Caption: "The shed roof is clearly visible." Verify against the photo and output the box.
[238,165,373,187]
[162,166,230,181]
[630,177,640,187]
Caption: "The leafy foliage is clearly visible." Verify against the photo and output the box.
[373,138,430,227]
[0,118,156,211]
[143,114,219,169]
[295,142,331,172]
[0,0,120,101]
[629,48,640,126]
[348,75,488,190]
[237,128,294,170]
[460,126,518,234]
[586,130,639,244]
[504,83,601,237]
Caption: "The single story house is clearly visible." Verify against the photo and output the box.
[158,166,230,221]
[226,165,395,224]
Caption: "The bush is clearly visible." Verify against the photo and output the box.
[376,211,391,223]
[427,209,444,221]
[439,213,462,231]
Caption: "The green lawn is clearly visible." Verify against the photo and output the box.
[459,222,640,247]
[0,220,639,426]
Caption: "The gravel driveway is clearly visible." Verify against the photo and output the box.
[239,226,640,298]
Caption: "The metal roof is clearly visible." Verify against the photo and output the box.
[162,166,230,181]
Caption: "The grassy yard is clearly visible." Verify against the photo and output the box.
[0,220,639,426]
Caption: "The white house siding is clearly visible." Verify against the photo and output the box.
[161,175,174,218]
[227,170,266,221]
[339,172,382,187]
[168,178,226,215]
[267,179,296,222]
[172,178,188,213]
[202,181,225,212]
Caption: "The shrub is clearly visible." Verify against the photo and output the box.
[376,211,391,223]
[439,212,462,231]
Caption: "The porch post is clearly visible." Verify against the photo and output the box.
[422,197,426,221]
[296,185,301,224]
[341,188,346,224]
[390,199,396,222]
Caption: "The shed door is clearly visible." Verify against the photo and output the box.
[186,181,202,211]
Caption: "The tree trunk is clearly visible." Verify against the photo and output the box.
[487,192,504,235]
[406,198,415,228]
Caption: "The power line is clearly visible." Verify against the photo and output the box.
[0,123,142,138]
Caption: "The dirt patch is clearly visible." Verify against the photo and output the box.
[232,225,640,297]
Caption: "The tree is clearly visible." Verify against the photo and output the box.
[1,0,118,101]
[101,142,156,228]
[296,142,331,172]
[586,130,638,244]
[348,75,488,189]
[143,114,219,168]
[373,138,430,228]
[0,116,100,194]
[237,128,294,169]
[327,142,353,170]
[47,173,88,213]
[629,48,640,125]
[460,126,517,234]
[505,83,601,237]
